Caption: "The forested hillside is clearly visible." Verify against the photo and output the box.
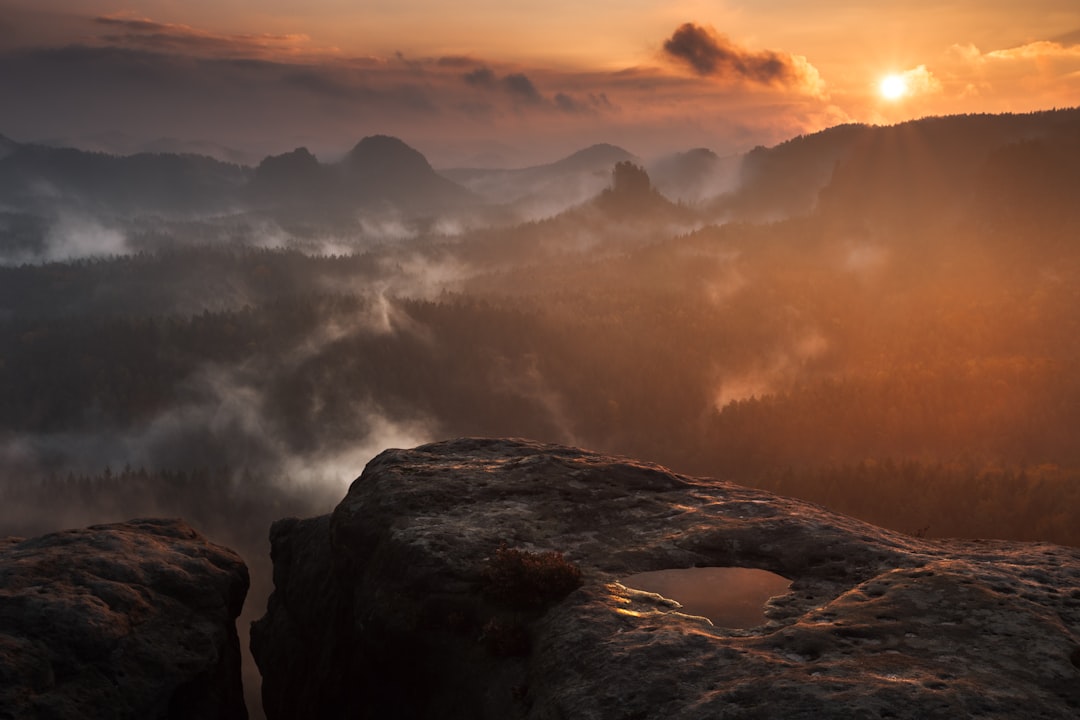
[2,109,1080,552]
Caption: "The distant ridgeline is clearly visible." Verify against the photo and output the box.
[0,107,1075,225]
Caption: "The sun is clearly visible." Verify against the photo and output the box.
[879,74,908,101]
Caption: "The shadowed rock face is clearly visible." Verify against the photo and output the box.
[251,438,1080,719]
[0,518,249,720]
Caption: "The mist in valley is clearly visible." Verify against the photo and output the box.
[3,108,1080,715]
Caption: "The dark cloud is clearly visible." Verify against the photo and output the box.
[553,92,615,114]
[0,10,832,167]
[463,67,497,87]
[502,73,543,104]
[393,50,427,74]
[93,16,171,33]
[437,55,478,68]
[590,92,614,110]
[663,22,798,85]
[91,15,314,60]
[465,69,546,107]
[0,44,439,149]
[283,69,369,99]
[1051,28,1080,46]
[554,92,586,113]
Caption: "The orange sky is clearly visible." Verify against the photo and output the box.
[2,1,1078,166]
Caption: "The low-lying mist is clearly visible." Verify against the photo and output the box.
[4,110,1080,716]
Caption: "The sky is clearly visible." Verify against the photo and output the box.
[2,0,1079,166]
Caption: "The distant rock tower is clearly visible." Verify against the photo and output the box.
[610,160,653,199]
[598,160,671,216]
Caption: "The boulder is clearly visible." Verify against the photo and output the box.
[0,518,249,720]
[251,438,1080,719]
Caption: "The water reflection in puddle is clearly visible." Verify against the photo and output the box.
[621,567,791,628]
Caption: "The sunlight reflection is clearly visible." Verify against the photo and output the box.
[621,567,792,628]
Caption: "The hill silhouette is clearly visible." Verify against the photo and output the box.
[442,143,639,212]
[340,135,476,213]
[648,147,739,204]
[0,144,249,214]
[546,143,638,174]
[0,135,476,222]
[817,110,1080,230]
[5,109,1080,232]
[714,107,1080,226]
[249,147,339,221]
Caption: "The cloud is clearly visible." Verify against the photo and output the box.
[895,65,942,95]
[986,40,1080,61]
[663,23,800,86]
[503,73,544,104]
[951,39,1080,65]
[44,214,129,262]
[464,67,599,114]
[91,14,330,61]
[1052,28,1080,46]
[464,67,497,87]
[554,92,587,113]
[463,67,542,105]
[552,92,613,115]
[0,12,841,167]
[939,39,1080,111]
[437,55,479,68]
[712,329,829,410]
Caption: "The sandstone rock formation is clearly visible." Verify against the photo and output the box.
[0,518,249,720]
[251,438,1080,719]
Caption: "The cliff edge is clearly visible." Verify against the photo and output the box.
[251,438,1080,719]
[0,518,249,720]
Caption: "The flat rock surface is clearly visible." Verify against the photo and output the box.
[0,518,249,720]
[252,438,1080,719]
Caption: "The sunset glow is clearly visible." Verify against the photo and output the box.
[1,1,1079,164]
[880,74,908,101]
[3,5,1080,720]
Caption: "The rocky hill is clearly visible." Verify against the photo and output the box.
[0,518,249,720]
[647,147,739,204]
[340,135,476,213]
[250,438,1080,719]
[442,143,639,212]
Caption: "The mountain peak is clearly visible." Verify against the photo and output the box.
[338,135,473,211]
[344,135,434,176]
[552,143,637,172]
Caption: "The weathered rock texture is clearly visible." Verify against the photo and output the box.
[0,518,249,720]
[251,438,1080,719]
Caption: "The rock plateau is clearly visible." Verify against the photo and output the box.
[0,518,249,720]
[251,438,1080,719]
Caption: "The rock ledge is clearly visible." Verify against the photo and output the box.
[252,438,1080,719]
[0,518,249,720]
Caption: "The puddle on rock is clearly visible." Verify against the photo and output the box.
[621,567,792,628]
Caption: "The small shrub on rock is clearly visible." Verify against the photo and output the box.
[483,546,583,609]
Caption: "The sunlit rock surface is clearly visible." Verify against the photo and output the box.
[251,438,1080,719]
[0,518,249,720]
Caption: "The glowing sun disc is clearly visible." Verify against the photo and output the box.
[880,74,907,100]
